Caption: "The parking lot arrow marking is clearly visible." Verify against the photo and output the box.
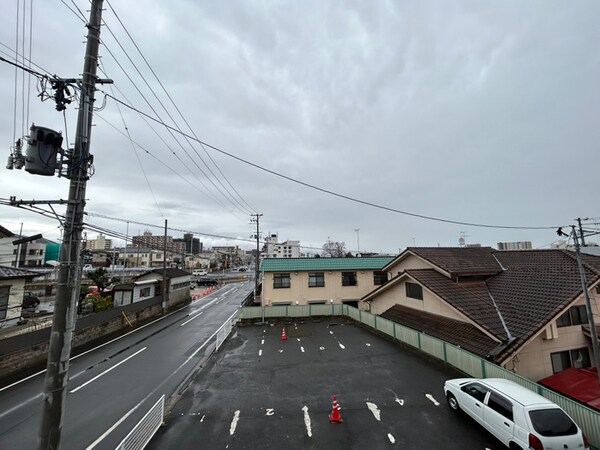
[425,394,440,406]
[366,402,381,421]
[395,398,404,406]
[302,405,312,437]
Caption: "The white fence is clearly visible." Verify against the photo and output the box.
[115,395,164,450]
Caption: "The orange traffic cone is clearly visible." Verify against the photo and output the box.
[329,395,343,423]
[281,327,287,340]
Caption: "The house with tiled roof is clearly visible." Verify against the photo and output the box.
[361,247,600,381]
[260,257,394,308]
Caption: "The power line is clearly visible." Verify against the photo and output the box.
[100,91,563,231]
[104,0,256,215]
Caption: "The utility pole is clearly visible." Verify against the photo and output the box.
[162,219,167,313]
[354,228,360,254]
[39,1,104,448]
[571,225,600,383]
[250,214,262,302]
[577,217,587,247]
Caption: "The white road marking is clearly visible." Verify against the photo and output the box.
[302,405,312,437]
[70,347,147,393]
[319,346,325,350]
[296,338,300,342]
[266,408,274,416]
[300,346,305,353]
[388,433,396,444]
[258,349,262,357]
[426,394,440,406]
[278,349,283,353]
[329,330,334,335]
[201,415,205,422]
[180,311,203,326]
[261,339,264,345]
[395,398,404,406]
[229,410,240,435]
[366,343,371,347]
[0,393,43,420]
[366,402,381,421]
[338,342,346,350]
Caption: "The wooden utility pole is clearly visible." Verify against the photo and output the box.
[38,1,104,448]
[162,219,168,313]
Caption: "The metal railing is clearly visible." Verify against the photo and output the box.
[239,305,600,449]
[215,311,237,352]
[116,395,164,450]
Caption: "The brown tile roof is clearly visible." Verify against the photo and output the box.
[370,249,600,364]
[0,265,39,279]
[404,247,502,277]
[405,269,507,339]
[380,304,500,358]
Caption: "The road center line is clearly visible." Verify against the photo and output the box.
[180,312,203,326]
[70,347,147,393]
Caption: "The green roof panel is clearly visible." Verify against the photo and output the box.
[260,256,394,272]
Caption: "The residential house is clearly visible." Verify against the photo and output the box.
[0,225,58,268]
[113,268,191,307]
[362,247,600,381]
[0,265,39,326]
[261,256,393,308]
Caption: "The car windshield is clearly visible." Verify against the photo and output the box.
[529,408,577,437]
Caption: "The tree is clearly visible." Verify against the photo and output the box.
[322,241,347,257]
[86,267,114,294]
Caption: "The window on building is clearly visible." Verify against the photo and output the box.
[273,273,291,289]
[308,272,325,288]
[373,271,388,285]
[556,305,588,327]
[551,347,591,373]
[341,272,357,286]
[139,287,151,298]
[405,282,423,300]
[0,286,9,320]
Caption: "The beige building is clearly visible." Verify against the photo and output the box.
[261,256,393,307]
[86,233,113,250]
[362,247,600,381]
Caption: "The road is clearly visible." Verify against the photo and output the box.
[0,281,253,449]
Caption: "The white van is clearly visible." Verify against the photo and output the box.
[192,269,208,276]
[444,378,589,450]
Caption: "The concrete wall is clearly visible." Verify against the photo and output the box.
[0,294,190,380]
[262,269,386,306]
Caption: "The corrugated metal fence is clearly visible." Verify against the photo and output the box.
[239,305,600,448]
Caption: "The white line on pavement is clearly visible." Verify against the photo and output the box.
[302,405,312,437]
[70,347,147,393]
[300,346,305,353]
[388,433,396,444]
[258,349,262,357]
[180,312,203,326]
[425,394,440,406]
[367,402,381,421]
[229,410,240,435]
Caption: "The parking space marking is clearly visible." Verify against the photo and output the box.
[366,402,381,421]
[302,405,312,437]
[388,433,396,444]
[266,408,274,416]
[229,410,240,435]
[261,339,264,345]
[366,343,371,347]
[338,342,346,350]
[319,346,325,351]
[200,415,205,422]
[425,394,440,406]
[300,346,305,353]
[258,349,262,357]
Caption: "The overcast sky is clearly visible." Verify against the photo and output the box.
[1,0,599,255]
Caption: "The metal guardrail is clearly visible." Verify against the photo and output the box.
[239,305,600,449]
[116,395,164,450]
[215,311,237,352]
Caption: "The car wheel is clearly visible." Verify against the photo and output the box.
[446,392,460,411]
[509,443,523,450]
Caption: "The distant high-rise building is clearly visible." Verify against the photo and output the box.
[86,233,113,250]
[262,233,300,258]
[497,241,532,250]
[132,230,185,253]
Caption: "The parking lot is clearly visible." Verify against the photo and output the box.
[149,318,501,449]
